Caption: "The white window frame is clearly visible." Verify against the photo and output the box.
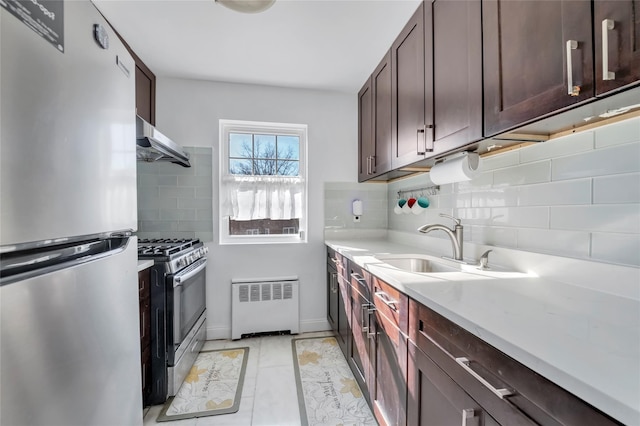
[219,119,308,245]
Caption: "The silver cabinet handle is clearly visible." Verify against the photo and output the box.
[361,304,370,333]
[425,124,434,153]
[416,125,434,155]
[417,127,426,155]
[455,357,514,399]
[462,408,479,426]
[566,40,580,96]
[366,156,371,175]
[370,156,376,174]
[602,19,615,81]
[374,291,398,310]
[367,305,377,339]
[350,272,366,286]
[331,272,338,293]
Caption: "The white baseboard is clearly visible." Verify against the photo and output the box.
[206,325,230,341]
[299,318,331,333]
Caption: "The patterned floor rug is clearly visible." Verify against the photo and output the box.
[292,337,376,426]
[157,347,249,422]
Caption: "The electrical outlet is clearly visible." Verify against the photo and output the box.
[353,215,361,223]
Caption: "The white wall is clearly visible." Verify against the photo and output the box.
[155,78,357,339]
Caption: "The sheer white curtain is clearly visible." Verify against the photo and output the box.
[221,175,304,221]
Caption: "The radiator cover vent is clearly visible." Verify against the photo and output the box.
[231,278,299,340]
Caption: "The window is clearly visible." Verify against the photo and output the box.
[219,120,307,244]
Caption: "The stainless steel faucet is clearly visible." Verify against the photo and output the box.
[417,213,464,261]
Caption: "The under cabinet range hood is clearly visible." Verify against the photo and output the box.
[136,115,191,167]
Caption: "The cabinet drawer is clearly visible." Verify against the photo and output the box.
[372,276,408,335]
[327,248,347,280]
[408,299,622,426]
[349,262,371,299]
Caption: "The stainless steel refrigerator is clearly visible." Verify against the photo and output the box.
[1,1,142,424]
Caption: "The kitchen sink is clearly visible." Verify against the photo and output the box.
[374,254,461,273]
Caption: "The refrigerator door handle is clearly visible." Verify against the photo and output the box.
[1,236,131,286]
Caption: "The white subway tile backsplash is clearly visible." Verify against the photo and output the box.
[329,117,640,267]
[456,207,492,225]
[472,187,519,207]
[160,209,196,221]
[552,142,640,181]
[519,132,594,163]
[517,179,591,206]
[493,160,551,186]
[594,118,640,148]
[593,173,640,204]
[159,186,196,198]
[137,147,213,241]
[456,172,494,191]
[481,150,519,171]
[470,226,518,248]
[550,204,640,233]
[324,182,387,230]
[517,228,591,258]
[591,232,640,267]
[491,207,549,228]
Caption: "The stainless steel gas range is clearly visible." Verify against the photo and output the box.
[138,238,208,405]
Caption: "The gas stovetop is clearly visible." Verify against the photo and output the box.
[138,238,202,258]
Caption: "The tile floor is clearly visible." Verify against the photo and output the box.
[143,330,335,426]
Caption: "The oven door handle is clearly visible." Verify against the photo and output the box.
[174,258,207,287]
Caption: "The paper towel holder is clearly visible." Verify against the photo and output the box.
[429,151,481,185]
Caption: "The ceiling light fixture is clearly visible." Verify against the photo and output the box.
[215,0,275,14]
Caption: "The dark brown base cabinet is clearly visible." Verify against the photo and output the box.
[327,248,349,354]
[348,263,375,406]
[408,300,623,426]
[326,246,624,426]
[408,341,502,426]
[138,268,151,406]
[371,277,409,426]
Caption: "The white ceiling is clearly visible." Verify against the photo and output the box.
[92,0,422,93]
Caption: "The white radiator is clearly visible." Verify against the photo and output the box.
[231,277,300,340]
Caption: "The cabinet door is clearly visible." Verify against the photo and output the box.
[391,2,426,169]
[337,273,350,355]
[594,0,640,95]
[429,0,483,155]
[408,342,500,426]
[483,0,593,136]
[326,260,338,332]
[371,311,407,426]
[358,78,374,182]
[349,287,373,398]
[372,51,393,176]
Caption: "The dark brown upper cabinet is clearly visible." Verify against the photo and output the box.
[371,51,393,178]
[428,0,483,156]
[483,0,594,136]
[390,0,483,170]
[358,52,393,182]
[594,0,640,95]
[358,79,374,182]
[135,60,156,125]
[391,3,426,169]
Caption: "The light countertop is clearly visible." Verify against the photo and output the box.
[326,237,640,425]
[137,259,153,272]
